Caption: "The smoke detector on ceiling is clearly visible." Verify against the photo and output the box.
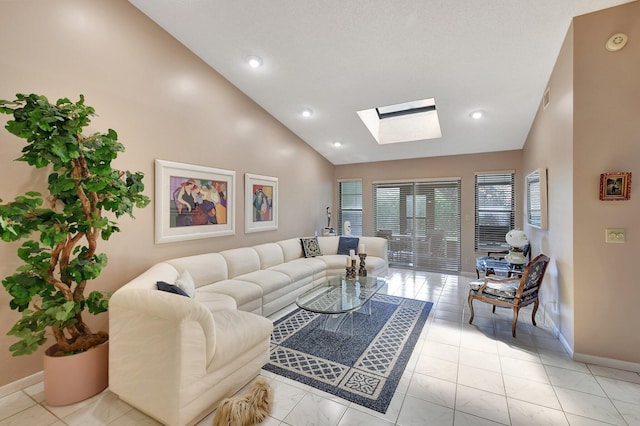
[605,33,628,52]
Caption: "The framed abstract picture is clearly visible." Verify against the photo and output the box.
[155,159,235,243]
[599,172,631,201]
[245,173,278,233]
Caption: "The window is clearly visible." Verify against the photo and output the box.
[338,180,362,235]
[373,179,461,273]
[475,172,515,251]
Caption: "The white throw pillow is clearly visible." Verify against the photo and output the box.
[175,270,195,298]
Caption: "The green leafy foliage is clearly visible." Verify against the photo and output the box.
[0,94,150,356]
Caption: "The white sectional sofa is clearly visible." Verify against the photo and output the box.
[109,236,388,426]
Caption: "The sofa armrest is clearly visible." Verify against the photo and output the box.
[358,236,389,262]
[110,288,216,359]
[109,288,219,425]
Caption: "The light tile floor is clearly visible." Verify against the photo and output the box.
[2,268,640,425]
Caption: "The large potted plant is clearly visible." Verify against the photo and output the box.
[0,93,150,405]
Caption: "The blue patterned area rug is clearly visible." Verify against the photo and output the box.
[264,294,432,413]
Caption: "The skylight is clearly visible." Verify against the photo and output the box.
[376,99,436,119]
[357,98,442,145]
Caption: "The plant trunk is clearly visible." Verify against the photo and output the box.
[51,326,108,356]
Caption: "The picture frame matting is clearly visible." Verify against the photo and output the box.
[155,159,235,243]
[245,173,278,233]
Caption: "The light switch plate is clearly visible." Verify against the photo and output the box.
[605,228,626,243]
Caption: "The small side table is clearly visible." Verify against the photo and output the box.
[507,263,525,278]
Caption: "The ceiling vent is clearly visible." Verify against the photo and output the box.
[542,87,550,110]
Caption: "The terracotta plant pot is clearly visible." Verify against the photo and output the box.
[43,340,109,406]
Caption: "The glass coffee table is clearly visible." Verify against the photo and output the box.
[296,275,387,335]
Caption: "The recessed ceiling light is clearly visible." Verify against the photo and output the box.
[246,55,263,68]
[301,108,313,118]
[470,111,483,120]
[333,141,342,147]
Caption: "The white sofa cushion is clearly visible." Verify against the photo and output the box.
[289,257,327,274]
[277,237,305,262]
[252,243,285,268]
[196,280,263,314]
[220,247,261,278]
[363,255,388,276]
[358,236,388,261]
[268,261,314,283]
[166,253,228,288]
[124,262,179,290]
[317,236,340,255]
[193,292,237,312]
[235,270,291,294]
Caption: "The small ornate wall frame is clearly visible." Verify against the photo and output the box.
[599,172,631,201]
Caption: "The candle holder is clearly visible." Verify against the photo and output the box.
[345,265,356,280]
[358,253,367,277]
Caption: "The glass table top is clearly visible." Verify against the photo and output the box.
[296,275,387,315]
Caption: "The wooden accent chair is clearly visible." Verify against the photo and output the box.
[468,254,550,337]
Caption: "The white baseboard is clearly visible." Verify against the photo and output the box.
[0,371,43,399]
[557,332,574,358]
[541,303,574,357]
[574,352,640,373]
[543,307,639,372]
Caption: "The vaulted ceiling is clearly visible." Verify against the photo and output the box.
[129,0,633,165]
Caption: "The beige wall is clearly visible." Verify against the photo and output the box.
[524,0,640,366]
[0,0,334,387]
[522,24,575,350]
[335,151,524,273]
[572,2,640,364]
[2,0,638,391]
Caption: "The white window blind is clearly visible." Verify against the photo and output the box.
[475,172,515,251]
[338,180,362,235]
[373,179,461,273]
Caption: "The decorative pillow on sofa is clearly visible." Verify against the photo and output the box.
[175,270,195,298]
[157,281,189,297]
[337,236,359,255]
[300,236,322,258]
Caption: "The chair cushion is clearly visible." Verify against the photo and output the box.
[469,279,519,298]
[469,279,539,304]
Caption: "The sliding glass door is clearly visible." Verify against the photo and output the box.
[373,179,461,273]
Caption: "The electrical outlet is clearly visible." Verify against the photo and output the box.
[605,228,626,243]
